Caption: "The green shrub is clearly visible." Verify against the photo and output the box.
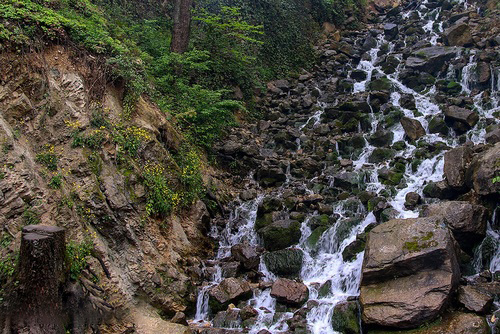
[35,145,58,171]
[65,237,94,280]
[0,253,17,287]
[175,146,204,206]
[142,162,180,217]
[23,206,40,225]
[48,174,63,189]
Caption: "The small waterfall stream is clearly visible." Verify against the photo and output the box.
[193,0,500,332]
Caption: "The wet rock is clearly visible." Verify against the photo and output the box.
[257,220,301,251]
[331,301,360,334]
[368,130,394,147]
[380,208,399,222]
[368,148,396,163]
[368,78,392,91]
[239,305,258,321]
[404,192,421,210]
[399,93,416,110]
[400,117,426,141]
[428,116,449,136]
[406,46,460,75]
[231,242,261,271]
[360,216,460,328]
[384,23,399,40]
[465,142,500,196]
[444,22,473,47]
[423,180,455,200]
[270,278,309,306]
[256,166,287,187]
[458,285,493,314]
[221,261,240,278]
[209,278,252,312]
[333,172,360,190]
[444,106,479,134]
[240,189,257,201]
[171,312,188,326]
[263,248,303,277]
[421,201,488,251]
[212,308,241,328]
[351,69,367,81]
[485,127,500,144]
[342,234,366,262]
[444,145,472,190]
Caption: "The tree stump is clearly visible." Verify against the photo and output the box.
[11,225,66,334]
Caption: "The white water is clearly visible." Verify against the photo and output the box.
[194,0,500,331]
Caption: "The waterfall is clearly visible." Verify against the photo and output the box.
[193,0,500,331]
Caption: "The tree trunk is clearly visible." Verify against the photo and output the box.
[11,225,66,334]
[170,0,193,53]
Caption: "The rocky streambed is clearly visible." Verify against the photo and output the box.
[189,0,500,333]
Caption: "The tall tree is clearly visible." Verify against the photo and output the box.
[170,0,193,53]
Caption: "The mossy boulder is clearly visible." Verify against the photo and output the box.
[368,148,396,163]
[306,226,329,248]
[258,220,301,251]
[368,77,392,92]
[331,301,360,334]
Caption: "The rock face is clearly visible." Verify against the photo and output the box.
[421,201,488,251]
[209,278,252,312]
[360,217,460,329]
[270,278,309,305]
[400,117,426,141]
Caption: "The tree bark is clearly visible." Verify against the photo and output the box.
[11,225,66,334]
[170,0,193,53]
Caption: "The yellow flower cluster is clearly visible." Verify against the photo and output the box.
[64,119,82,129]
[125,126,151,141]
[144,162,165,177]
[42,144,55,154]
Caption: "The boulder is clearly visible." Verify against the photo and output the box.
[333,172,360,190]
[444,145,472,189]
[263,248,303,277]
[444,106,479,134]
[400,117,426,141]
[209,278,252,312]
[368,148,396,163]
[360,217,460,328]
[331,301,360,334]
[231,242,260,271]
[406,47,460,75]
[270,278,309,306]
[257,220,301,251]
[465,142,500,196]
[368,130,394,147]
[428,116,449,136]
[404,192,421,210]
[384,23,399,40]
[485,127,500,144]
[458,285,493,314]
[423,180,455,200]
[421,201,488,251]
[256,166,287,187]
[212,309,241,328]
[444,23,473,47]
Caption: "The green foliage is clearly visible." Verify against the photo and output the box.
[72,129,106,149]
[112,125,151,157]
[66,237,94,280]
[49,173,63,189]
[142,162,179,217]
[23,206,40,225]
[35,145,58,171]
[0,0,128,53]
[175,146,204,206]
[0,253,17,287]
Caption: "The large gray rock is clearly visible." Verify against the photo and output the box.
[444,23,473,47]
[444,145,472,189]
[421,201,488,251]
[209,278,252,312]
[444,106,479,134]
[360,217,460,329]
[400,117,426,141]
[263,248,303,277]
[270,278,309,306]
[465,142,500,196]
[384,23,399,40]
[406,46,461,75]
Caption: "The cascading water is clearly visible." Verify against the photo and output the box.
[194,0,500,332]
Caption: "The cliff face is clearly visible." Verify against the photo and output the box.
[0,45,224,331]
